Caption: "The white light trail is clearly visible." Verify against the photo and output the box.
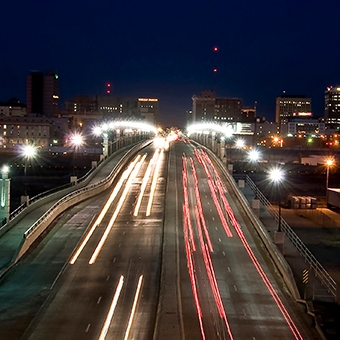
[146,148,164,216]
[98,275,124,340]
[133,150,159,216]
[89,155,145,264]
[70,162,136,264]
[123,275,144,340]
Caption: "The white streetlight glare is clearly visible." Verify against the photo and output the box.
[235,138,245,149]
[248,149,260,162]
[21,144,37,159]
[269,168,284,183]
[1,165,9,174]
[269,167,285,231]
[70,133,84,147]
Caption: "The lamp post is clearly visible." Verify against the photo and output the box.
[21,144,37,196]
[269,168,284,232]
[248,149,261,199]
[326,158,334,191]
[69,133,84,182]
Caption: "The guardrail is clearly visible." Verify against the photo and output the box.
[13,139,151,262]
[23,141,148,239]
[6,134,148,223]
[244,174,337,298]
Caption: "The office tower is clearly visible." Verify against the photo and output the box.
[192,91,242,122]
[137,98,159,125]
[26,71,59,117]
[324,86,340,126]
[275,94,311,124]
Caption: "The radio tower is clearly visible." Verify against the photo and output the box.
[106,82,111,95]
[213,46,219,94]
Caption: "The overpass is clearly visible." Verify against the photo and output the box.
[0,134,334,338]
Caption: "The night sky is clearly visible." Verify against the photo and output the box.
[1,0,340,127]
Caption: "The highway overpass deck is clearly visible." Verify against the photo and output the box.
[0,139,337,339]
[0,147,130,277]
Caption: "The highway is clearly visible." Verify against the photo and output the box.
[13,138,319,339]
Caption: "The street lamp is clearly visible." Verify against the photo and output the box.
[21,144,37,196]
[248,149,261,198]
[269,168,284,232]
[69,133,84,179]
[325,158,334,191]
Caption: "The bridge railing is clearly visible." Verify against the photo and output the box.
[7,134,148,223]
[244,174,337,298]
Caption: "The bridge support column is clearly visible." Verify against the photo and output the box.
[0,173,10,221]
[252,199,260,209]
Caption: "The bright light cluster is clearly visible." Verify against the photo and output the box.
[187,122,233,138]
[92,120,158,136]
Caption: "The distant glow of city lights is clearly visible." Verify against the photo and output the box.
[269,168,284,184]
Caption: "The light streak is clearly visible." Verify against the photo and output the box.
[134,150,158,216]
[146,148,164,216]
[70,160,136,264]
[184,210,206,339]
[89,155,144,264]
[123,275,144,340]
[209,156,304,340]
[190,157,214,252]
[182,156,205,338]
[182,156,196,251]
[98,275,124,340]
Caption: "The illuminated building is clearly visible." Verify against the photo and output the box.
[275,94,311,124]
[192,91,242,122]
[26,71,59,117]
[324,86,340,129]
[0,98,26,117]
[137,98,159,125]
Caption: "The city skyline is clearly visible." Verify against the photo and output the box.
[1,0,340,127]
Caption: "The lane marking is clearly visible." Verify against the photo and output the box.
[113,258,116,263]
[106,275,110,281]
[227,267,231,272]
[86,324,91,333]
[233,285,238,292]
[218,238,221,242]
[97,297,102,304]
